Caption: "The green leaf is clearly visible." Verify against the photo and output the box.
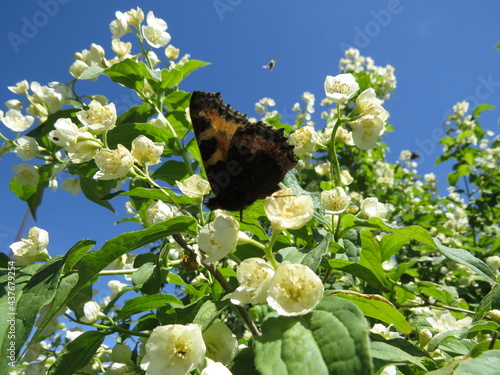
[47,331,106,375]
[380,233,410,261]
[370,341,427,370]
[358,231,389,289]
[119,187,179,206]
[152,160,191,185]
[472,104,495,118]
[327,259,389,292]
[10,163,52,220]
[14,256,66,352]
[341,215,435,248]
[232,346,259,375]
[433,238,497,284]
[132,253,162,295]
[175,60,210,79]
[75,216,197,287]
[79,176,116,212]
[78,65,105,80]
[103,59,151,92]
[160,68,183,89]
[116,294,182,322]
[332,291,412,334]
[63,239,96,273]
[254,296,372,375]
[192,300,230,329]
[107,122,177,154]
[0,263,40,370]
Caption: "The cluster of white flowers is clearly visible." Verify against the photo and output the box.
[339,48,397,99]
[291,92,316,126]
[254,97,278,120]
[350,87,389,150]
[231,258,324,316]
[322,73,390,151]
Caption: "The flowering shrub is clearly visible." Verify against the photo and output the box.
[1,7,500,375]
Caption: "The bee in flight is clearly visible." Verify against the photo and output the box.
[262,56,279,71]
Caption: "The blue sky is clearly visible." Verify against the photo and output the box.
[1,0,499,258]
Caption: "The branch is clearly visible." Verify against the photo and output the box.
[172,234,261,336]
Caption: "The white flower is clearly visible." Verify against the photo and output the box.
[61,178,81,195]
[14,136,39,160]
[5,99,22,110]
[10,227,50,266]
[176,174,211,199]
[94,145,134,180]
[70,44,107,79]
[69,60,90,79]
[320,187,351,214]
[288,126,319,156]
[108,280,128,299]
[165,45,180,60]
[105,363,130,375]
[131,135,164,166]
[140,324,206,375]
[486,256,500,272]
[201,360,232,375]
[349,115,385,150]
[314,162,330,176]
[111,39,132,59]
[8,80,29,95]
[77,100,117,133]
[80,300,102,324]
[49,118,102,162]
[353,88,384,114]
[125,7,144,29]
[146,201,174,225]
[324,73,359,103]
[359,197,389,219]
[266,262,324,316]
[49,118,80,148]
[379,365,397,375]
[142,11,171,48]
[426,310,472,332]
[231,258,275,306]
[264,188,314,231]
[12,164,39,186]
[340,169,354,185]
[334,126,355,145]
[65,129,101,163]
[110,11,129,38]
[202,322,238,365]
[2,109,35,132]
[198,211,239,263]
[370,323,402,340]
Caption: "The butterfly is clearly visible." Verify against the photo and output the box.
[189,91,297,211]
